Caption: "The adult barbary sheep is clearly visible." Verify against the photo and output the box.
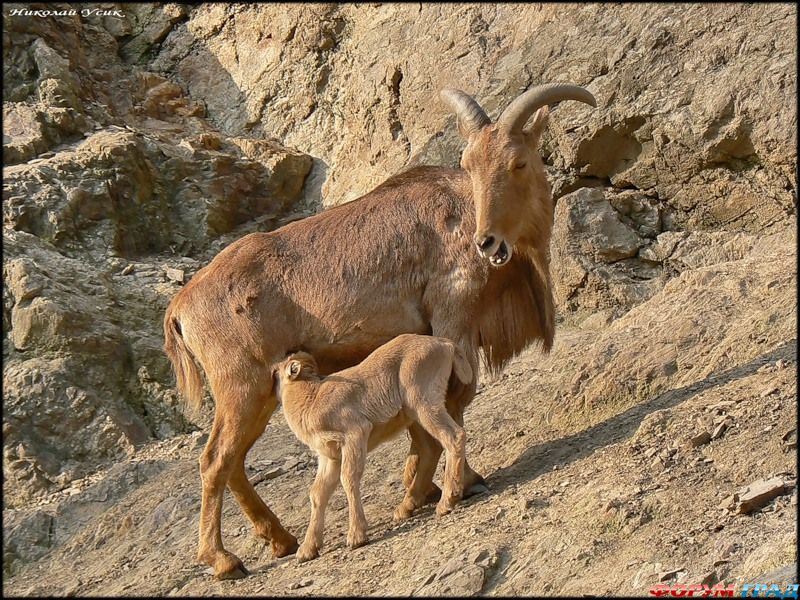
[163,82,596,579]
[273,334,473,563]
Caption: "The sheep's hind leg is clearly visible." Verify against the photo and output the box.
[197,375,300,580]
[196,415,248,580]
[197,391,274,580]
[226,392,298,560]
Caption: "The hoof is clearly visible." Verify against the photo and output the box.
[296,544,319,564]
[217,564,249,581]
[393,504,413,521]
[436,501,454,517]
[215,554,249,580]
[347,534,369,550]
[272,534,299,559]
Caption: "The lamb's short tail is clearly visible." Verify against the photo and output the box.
[163,301,204,412]
[451,343,474,385]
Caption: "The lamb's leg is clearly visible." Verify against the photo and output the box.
[426,325,486,496]
[297,454,341,563]
[340,433,370,550]
[446,369,487,496]
[403,426,443,503]
[414,404,467,516]
[394,427,443,521]
[402,433,420,489]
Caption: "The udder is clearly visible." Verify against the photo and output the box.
[367,412,412,452]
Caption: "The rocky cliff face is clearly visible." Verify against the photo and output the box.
[2,2,796,593]
[3,2,314,508]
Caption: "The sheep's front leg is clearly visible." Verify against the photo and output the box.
[297,454,341,563]
[340,432,370,550]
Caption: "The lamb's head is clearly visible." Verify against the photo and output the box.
[273,351,320,393]
[441,84,596,267]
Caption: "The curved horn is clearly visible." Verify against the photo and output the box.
[498,83,597,132]
[440,88,491,136]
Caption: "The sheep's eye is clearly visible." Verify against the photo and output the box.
[513,161,527,170]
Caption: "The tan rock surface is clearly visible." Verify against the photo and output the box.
[2,2,796,596]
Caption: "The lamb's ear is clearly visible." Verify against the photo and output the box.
[287,360,301,380]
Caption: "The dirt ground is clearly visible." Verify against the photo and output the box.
[3,319,796,596]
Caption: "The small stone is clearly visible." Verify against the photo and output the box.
[644,447,658,458]
[737,477,786,514]
[697,415,714,430]
[701,571,718,586]
[688,431,712,447]
[711,421,729,440]
[708,401,735,412]
[248,466,285,486]
[165,267,185,284]
[121,264,135,275]
[775,359,786,369]
[716,541,736,559]
[760,386,779,398]
[283,457,304,470]
[718,494,738,511]
[659,567,686,581]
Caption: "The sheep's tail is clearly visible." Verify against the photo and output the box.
[163,301,204,412]
[451,343,474,385]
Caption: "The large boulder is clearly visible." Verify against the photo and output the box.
[551,187,662,318]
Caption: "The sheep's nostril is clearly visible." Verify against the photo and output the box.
[476,235,495,252]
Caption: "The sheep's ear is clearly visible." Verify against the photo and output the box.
[287,361,301,380]
[270,366,281,393]
[523,106,549,147]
